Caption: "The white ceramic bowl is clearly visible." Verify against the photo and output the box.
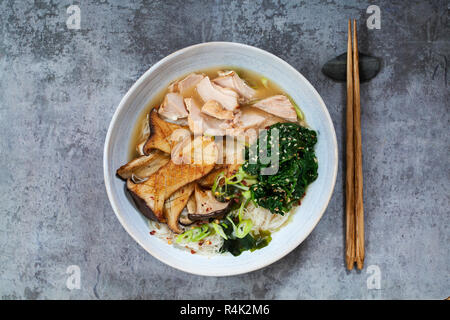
[104,42,338,276]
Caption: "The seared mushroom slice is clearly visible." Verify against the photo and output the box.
[197,163,242,188]
[179,211,195,226]
[116,150,170,181]
[186,191,196,214]
[178,193,196,226]
[197,166,224,188]
[188,184,231,221]
[143,109,187,154]
[127,138,218,222]
[163,183,195,233]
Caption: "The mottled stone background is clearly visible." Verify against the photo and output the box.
[0,0,448,300]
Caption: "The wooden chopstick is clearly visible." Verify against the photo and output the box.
[345,19,356,270]
[352,20,365,270]
[345,19,365,270]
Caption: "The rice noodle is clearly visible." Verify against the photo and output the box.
[147,201,293,256]
[135,114,150,156]
[148,220,224,256]
[242,202,292,234]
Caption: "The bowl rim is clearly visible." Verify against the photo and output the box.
[103,41,338,276]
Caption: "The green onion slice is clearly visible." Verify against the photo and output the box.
[191,224,211,242]
[176,230,193,243]
[212,171,226,195]
[211,223,228,240]
[291,99,304,121]
[235,219,253,239]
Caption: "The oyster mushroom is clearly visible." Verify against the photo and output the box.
[143,109,187,154]
[127,137,218,222]
[116,150,170,181]
[163,183,195,233]
[187,184,231,221]
[178,193,196,226]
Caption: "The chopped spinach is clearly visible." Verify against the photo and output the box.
[243,122,318,215]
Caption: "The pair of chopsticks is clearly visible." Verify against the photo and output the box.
[345,20,364,270]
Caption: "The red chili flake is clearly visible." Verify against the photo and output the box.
[198,241,204,246]
[149,230,156,235]
[190,250,196,254]
[242,180,248,186]
[233,198,239,203]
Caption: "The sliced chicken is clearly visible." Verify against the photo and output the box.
[169,73,204,95]
[233,106,285,130]
[233,107,267,130]
[252,95,298,122]
[163,182,195,233]
[186,99,286,138]
[116,150,170,180]
[196,76,239,111]
[201,100,234,120]
[212,71,256,101]
[127,138,218,222]
[185,98,229,136]
[230,106,287,144]
[158,93,188,121]
[178,73,204,95]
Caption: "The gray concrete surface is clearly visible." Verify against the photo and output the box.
[0,0,448,299]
